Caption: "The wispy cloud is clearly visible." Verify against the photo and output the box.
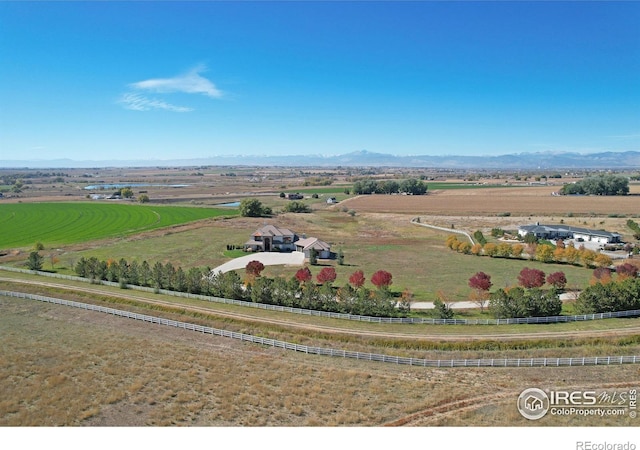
[130,64,222,98]
[119,64,222,112]
[118,92,193,113]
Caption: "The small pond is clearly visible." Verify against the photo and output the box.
[216,201,241,207]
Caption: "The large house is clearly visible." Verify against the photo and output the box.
[518,223,622,244]
[244,225,297,252]
[244,224,333,258]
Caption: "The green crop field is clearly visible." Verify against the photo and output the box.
[0,202,238,249]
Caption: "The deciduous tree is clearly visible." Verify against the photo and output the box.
[468,271,492,311]
[594,253,613,268]
[546,271,567,290]
[535,244,555,263]
[468,271,493,291]
[316,267,337,285]
[245,260,265,278]
[239,198,267,217]
[349,270,366,289]
[295,267,312,284]
[518,267,546,289]
[371,270,393,290]
[616,263,639,280]
[591,267,612,285]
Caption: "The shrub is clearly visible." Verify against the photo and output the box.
[473,230,487,245]
[433,298,454,319]
[283,201,311,213]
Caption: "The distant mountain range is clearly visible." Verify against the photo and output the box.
[2,150,639,170]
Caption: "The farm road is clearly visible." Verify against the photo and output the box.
[211,252,305,274]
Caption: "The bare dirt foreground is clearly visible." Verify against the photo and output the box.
[2,296,639,427]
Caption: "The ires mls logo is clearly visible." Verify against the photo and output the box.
[517,388,638,421]
[518,388,550,420]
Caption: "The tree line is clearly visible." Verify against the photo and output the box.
[464,259,639,319]
[575,276,640,314]
[445,235,615,268]
[559,174,629,196]
[352,178,427,195]
[72,257,409,318]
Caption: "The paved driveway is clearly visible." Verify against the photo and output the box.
[211,252,305,274]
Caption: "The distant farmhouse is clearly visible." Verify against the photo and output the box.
[244,224,333,258]
[518,223,622,244]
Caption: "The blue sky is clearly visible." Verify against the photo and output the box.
[1,1,639,162]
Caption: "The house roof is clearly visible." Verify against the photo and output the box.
[295,237,331,252]
[519,224,621,239]
[252,224,295,237]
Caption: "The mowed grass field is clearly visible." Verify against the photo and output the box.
[0,202,238,249]
[51,210,597,302]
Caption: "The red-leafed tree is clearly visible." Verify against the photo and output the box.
[517,267,546,289]
[295,267,312,283]
[317,267,337,285]
[245,260,265,278]
[616,263,638,279]
[371,270,393,290]
[592,267,612,284]
[349,270,366,289]
[546,271,567,290]
[468,271,492,311]
[468,272,493,292]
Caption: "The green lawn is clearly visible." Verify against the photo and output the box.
[0,202,238,249]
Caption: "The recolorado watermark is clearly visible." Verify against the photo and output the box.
[517,387,637,421]
[576,442,636,450]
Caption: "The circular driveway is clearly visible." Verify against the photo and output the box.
[211,252,305,274]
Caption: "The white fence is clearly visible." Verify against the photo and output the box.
[2,290,639,369]
[2,265,640,325]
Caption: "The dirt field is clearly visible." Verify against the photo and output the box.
[341,187,640,216]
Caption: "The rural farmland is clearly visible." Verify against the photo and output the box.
[1,164,639,431]
[0,202,238,249]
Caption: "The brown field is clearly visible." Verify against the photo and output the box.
[2,296,639,427]
[341,187,640,216]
